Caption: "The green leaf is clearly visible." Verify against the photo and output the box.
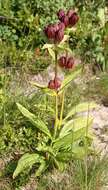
[35,160,46,176]
[13,153,44,178]
[54,116,93,150]
[59,67,81,93]
[98,8,105,27]
[37,144,55,156]
[72,143,93,159]
[17,103,52,139]
[60,116,93,139]
[64,102,97,121]
[42,44,55,60]
[56,152,72,162]
[42,88,57,96]
[53,158,66,171]
[30,82,46,89]
[30,82,57,96]
[59,35,69,44]
[48,47,55,60]
[42,44,54,49]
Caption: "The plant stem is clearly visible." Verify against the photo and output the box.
[54,93,58,138]
[85,103,90,190]
[54,45,58,78]
[59,91,65,128]
[53,44,59,138]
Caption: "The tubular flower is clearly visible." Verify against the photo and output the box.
[58,56,75,69]
[57,9,65,21]
[48,78,61,90]
[67,10,79,27]
[44,23,64,43]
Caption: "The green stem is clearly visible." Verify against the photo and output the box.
[54,93,58,138]
[53,44,59,139]
[59,91,65,128]
[85,103,90,190]
[54,45,58,79]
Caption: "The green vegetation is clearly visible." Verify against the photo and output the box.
[0,0,108,190]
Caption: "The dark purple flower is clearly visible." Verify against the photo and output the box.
[58,22,65,30]
[67,9,74,18]
[57,9,65,21]
[59,56,75,69]
[48,78,61,90]
[62,16,69,27]
[44,22,64,43]
[44,24,55,39]
[58,56,66,67]
[65,10,79,27]
[55,29,64,43]
[67,57,74,69]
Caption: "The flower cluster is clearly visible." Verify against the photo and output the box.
[59,56,74,69]
[57,9,79,27]
[45,9,79,90]
[44,9,79,43]
[44,22,65,43]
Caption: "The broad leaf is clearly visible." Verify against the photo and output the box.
[54,128,85,150]
[35,160,46,176]
[54,116,93,150]
[60,116,93,139]
[59,67,81,93]
[13,153,44,178]
[17,103,52,139]
[56,152,72,162]
[37,144,55,156]
[53,158,66,171]
[64,102,97,121]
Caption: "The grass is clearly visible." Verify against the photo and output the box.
[0,153,108,190]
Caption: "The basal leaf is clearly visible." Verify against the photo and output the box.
[54,116,93,150]
[64,102,97,121]
[60,116,93,139]
[13,153,44,178]
[35,160,46,176]
[17,103,52,139]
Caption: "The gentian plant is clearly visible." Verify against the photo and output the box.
[13,9,96,178]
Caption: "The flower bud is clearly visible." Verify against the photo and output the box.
[55,29,64,43]
[54,78,61,89]
[48,80,55,89]
[67,57,74,69]
[57,9,65,21]
[67,9,74,18]
[62,16,69,27]
[48,78,61,90]
[69,12,79,26]
[58,56,66,67]
[53,23,60,32]
[58,22,65,30]
[44,24,55,39]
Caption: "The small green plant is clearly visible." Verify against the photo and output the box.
[13,9,96,178]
